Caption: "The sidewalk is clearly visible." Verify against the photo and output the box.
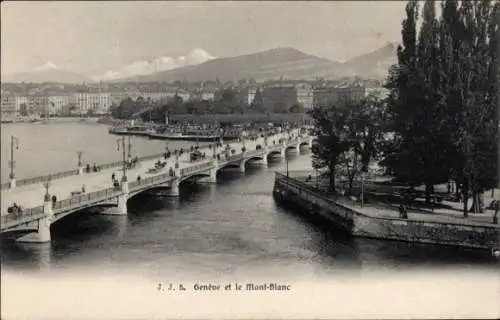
[294,175,499,227]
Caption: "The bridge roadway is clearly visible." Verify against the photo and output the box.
[0,128,312,243]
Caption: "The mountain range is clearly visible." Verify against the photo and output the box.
[1,43,398,84]
[1,62,92,84]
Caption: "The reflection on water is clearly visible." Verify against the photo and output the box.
[1,124,498,280]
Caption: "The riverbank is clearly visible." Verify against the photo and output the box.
[273,172,500,252]
[1,117,101,125]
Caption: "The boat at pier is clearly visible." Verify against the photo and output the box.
[108,125,156,136]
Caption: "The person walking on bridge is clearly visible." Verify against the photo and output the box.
[51,195,57,208]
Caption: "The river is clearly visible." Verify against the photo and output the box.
[1,122,498,319]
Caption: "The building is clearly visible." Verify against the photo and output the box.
[246,87,257,105]
[47,95,70,115]
[76,92,111,115]
[365,87,390,99]
[313,85,366,108]
[1,95,20,118]
[26,94,49,116]
[295,84,314,109]
[201,91,215,101]
[175,90,190,102]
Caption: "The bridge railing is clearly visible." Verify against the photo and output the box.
[1,205,45,228]
[129,172,172,191]
[53,187,121,212]
[0,132,308,191]
[4,169,80,190]
[180,161,213,176]
[244,150,264,158]
[225,154,244,163]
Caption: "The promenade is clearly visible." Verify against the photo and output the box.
[293,175,499,227]
[274,172,500,251]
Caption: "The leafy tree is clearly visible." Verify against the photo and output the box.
[250,88,266,113]
[308,105,351,192]
[385,0,499,216]
[289,103,306,113]
[334,96,387,195]
[272,102,288,113]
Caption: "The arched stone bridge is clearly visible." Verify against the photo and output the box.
[0,128,313,243]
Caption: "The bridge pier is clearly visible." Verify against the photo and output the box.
[260,153,268,167]
[17,199,53,243]
[207,161,218,183]
[168,179,180,196]
[239,160,246,173]
[106,180,129,215]
[279,148,286,158]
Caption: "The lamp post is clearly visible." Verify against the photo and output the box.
[286,151,289,177]
[116,137,127,182]
[77,151,83,167]
[9,135,19,180]
[127,136,132,162]
[361,171,366,208]
[315,168,319,189]
[43,176,52,202]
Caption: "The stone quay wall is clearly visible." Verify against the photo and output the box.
[273,173,500,251]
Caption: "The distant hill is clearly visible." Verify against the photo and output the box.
[114,45,397,83]
[0,44,398,84]
[1,67,92,84]
[116,47,344,83]
[339,42,398,80]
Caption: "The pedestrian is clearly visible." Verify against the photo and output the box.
[111,172,116,181]
[51,195,57,208]
[82,185,86,193]
[493,200,499,224]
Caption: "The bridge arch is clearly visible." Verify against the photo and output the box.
[299,141,310,147]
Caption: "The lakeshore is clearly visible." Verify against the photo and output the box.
[273,172,500,252]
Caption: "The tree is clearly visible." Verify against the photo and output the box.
[250,88,266,113]
[385,0,499,216]
[334,96,388,195]
[272,102,288,113]
[384,0,426,189]
[289,103,306,113]
[308,105,351,192]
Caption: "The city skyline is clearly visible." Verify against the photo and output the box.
[1,1,407,79]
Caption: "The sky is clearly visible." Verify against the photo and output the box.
[1,1,407,79]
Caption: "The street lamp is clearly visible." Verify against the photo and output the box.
[43,176,52,202]
[116,137,127,182]
[315,168,319,189]
[9,136,19,180]
[77,151,83,168]
[286,151,289,177]
[360,170,366,208]
[127,136,132,162]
